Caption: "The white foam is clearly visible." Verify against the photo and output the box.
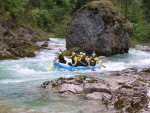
[9,64,43,75]
[0,79,38,84]
[49,38,60,42]
[126,58,150,68]
[0,79,23,84]
[103,61,127,71]
[1,38,150,79]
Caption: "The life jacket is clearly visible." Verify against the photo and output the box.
[71,56,80,67]
[80,56,87,66]
[58,55,66,64]
[90,57,96,66]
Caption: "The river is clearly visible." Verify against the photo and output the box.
[0,38,150,113]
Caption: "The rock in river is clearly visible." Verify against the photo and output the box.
[66,0,133,56]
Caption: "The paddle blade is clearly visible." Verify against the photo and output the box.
[88,67,96,71]
[99,64,106,68]
[91,68,96,71]
[48,64,53,70]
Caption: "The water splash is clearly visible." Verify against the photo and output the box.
[0,38,150,113]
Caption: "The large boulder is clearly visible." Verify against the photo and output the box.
[66,0,133,56]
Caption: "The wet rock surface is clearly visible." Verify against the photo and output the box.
[42,68,150,113]
[107,81,148,113]
[0,38,40,59]
[66,0,133,56]
[0,22,48,41]
[0,22,50,60]
[133,45,150,52]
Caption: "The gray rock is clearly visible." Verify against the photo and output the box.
[3,30,17,38]
[107,81,148,113]
[41,69,150,113]
[66,1,133,56]
[0,38,39,59]
[59,84,83,94]
[86,92,111,100]
[134,45,150,52]
[40,41,48,47]
[83,83,111,94]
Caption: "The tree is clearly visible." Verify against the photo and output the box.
[142,0,150,23]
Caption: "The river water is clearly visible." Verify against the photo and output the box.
[0,38,150,113]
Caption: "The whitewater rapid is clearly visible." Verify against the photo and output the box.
[0,38,150,113]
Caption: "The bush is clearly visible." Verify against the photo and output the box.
[133,23,150,42]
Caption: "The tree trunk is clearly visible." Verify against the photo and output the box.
[125,0,128,22]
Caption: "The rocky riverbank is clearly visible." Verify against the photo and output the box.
[133,45,150,52]
[0,22,50,60]
[42,68,150,113]
[0,38,41,59]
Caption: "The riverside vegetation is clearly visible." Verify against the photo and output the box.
[0,0,149,41]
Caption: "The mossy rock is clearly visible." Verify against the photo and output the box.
[81,0,117,14]
[66,0,133,56]
[81,0,133,31]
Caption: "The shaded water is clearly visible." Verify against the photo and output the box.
[0,38,150,113]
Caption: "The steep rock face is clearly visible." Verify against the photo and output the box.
[66,0,133,56]
[0,21,49,59]
[0,38,40,59]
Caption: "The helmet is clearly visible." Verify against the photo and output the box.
[83,53,86,56]
[92,53,96,57]
[58,52,62,55]
[72,52,75,56]
[80,52,83,55]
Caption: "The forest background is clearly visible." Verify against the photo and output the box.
[0,0,149,45]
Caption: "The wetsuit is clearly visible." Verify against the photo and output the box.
[80,56,87,66]
[54,55,66,64]
[67,56,79,67]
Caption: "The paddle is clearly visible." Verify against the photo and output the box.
[48,63,54,70]
[87,66,96,71]
[99,64,106,68]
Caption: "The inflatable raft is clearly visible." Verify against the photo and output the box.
[54,62,100,71]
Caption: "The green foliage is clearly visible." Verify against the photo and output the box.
[0,0,77,37]
[1,0,28,25]
[142,0,150,23]
[133,23,150,42]
[0,0,149,41]
[82,0,117,13]
[112,0,150,43]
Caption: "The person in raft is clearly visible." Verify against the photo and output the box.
[89,52,100,66]
[53,51,67,64]
[83,52,100,66]
[67,52,81,67]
